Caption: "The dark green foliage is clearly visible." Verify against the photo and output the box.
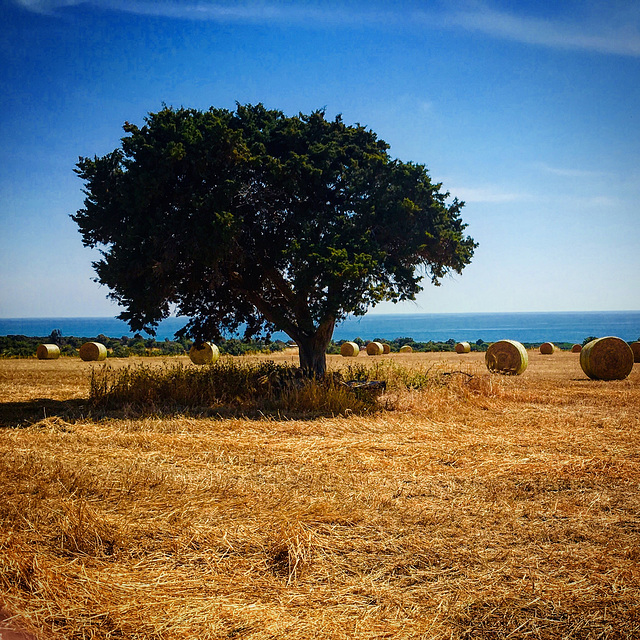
[0,336,41,357]
[73,103,476,376]
[583,336,598,346]
[217,338,287,356]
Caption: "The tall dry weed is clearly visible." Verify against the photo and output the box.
[88,360,380,416]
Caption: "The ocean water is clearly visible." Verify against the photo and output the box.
[1,311,639,344]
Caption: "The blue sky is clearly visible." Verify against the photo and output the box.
[1,0,639,319]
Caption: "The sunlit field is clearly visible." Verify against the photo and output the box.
[1,350,639,639]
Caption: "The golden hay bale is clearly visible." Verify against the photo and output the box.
[540,342,555,355]
[79,342,107,362]
[365,341,384,356]
[36,343,60,360]
[485,340,528,375]
[580,337,634,380]
[399,345,413,353]
[571,344,582,353]
[631,342,640,363]
[189,342,220,365]
[455,341,471,354]
[382,343,391,354]
[340,341,360,357]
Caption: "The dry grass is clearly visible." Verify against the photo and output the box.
[1,350,639,639]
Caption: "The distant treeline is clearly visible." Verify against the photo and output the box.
[0,331,288,358]
[332,338,578,353]
[329,337,486,353]
[1,331,603,358]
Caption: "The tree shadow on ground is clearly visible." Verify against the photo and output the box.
[0,607,39,640]
[0,399,89,429]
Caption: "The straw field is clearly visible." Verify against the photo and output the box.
[1,350,639,639]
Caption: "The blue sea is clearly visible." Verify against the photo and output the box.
[1,311,639,344]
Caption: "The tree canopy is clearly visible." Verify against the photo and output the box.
[73,103,476,376]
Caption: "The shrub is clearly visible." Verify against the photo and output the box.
[340,361,446,390]
[89,360,378,417]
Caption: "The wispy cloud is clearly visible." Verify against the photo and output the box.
[12,0,640,57]
[559,194,621,209]
[441,1,640,57]
[449,185,530,204]
[13,0,397,26]
[15,0,83,12]
[537,163,611,179]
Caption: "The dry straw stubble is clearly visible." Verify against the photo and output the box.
[79,342,107,362]
[340,342,359,357]
[1,353,640,638]
[580,336,634,380]
[485,339,528,375]
[36,344,60,360]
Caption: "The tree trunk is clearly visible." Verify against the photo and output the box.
[295,319,335,378]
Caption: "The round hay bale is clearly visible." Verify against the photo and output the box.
[340,341,360,357]
[365,341,384,356]
[485,340,528,375]
[455,341,471,354]
[399,345,413,353]
[630,342,640,363]
[79,342,107,362]
[382,343,391,354]
[580,337,633,380]
[571,344,582,353]
[189,342,220,365]
[36,344,60,360]
[540,342,555,355]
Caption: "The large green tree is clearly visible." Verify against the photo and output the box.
[73,103,476,376]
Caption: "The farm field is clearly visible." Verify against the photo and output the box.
[1,350,639,639]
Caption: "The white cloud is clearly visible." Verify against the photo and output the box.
[561,194,621,209]
[449,185,529,203]
[13,0,397,26]
[537,163,610,179]
[15,0,84,12]
[12,0,640,57]
[441,1,640,57]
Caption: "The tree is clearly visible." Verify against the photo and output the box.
[73,103,476,377]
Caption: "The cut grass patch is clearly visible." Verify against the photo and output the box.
[1,352,638,638]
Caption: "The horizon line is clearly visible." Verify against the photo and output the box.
[2,309,639,321]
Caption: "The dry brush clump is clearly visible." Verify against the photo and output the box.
[88,360,380,417]
[1,354,639,639]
